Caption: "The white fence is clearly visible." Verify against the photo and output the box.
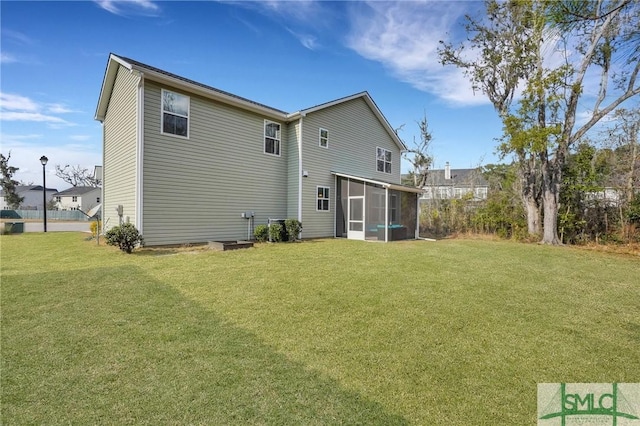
[1,210,90,221]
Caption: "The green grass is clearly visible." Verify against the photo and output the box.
[1,233,639,425]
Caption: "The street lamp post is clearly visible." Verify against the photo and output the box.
[40,156,48,232]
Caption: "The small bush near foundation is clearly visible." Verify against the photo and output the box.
[269,223,285,243]
[254,225,269,242]
[105,223,143,253]
[284,219,302,241]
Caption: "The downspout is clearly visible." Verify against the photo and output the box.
[415,193,420,239]
[298,114,305,228]
[384,187,389,242]
[134,70,144,235]
[101,124,105,235]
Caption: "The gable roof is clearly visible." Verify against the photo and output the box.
[0,185,58,196]
[95,54,405,151]
[53,186,100,197]
[424,168,489,187]
[290,92,406,151]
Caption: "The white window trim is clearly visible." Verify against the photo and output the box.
[264,119,282,157]
[316,186,330,212]
[376,147,392,174]
[319,128,329,149]
[161,89,190,139]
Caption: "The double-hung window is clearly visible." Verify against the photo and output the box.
[317,186,330,211]
[161,89,189,138]
[319,128,328,148]
[376,147,392,174]
[264,120,281,156]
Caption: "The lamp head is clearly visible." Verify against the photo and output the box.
[40,156,48,166]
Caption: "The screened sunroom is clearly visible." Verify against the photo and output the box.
[334,173,422,241]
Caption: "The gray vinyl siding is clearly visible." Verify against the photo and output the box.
[300,97,402,238]
[141,81,288,246]
[102,65,139,233]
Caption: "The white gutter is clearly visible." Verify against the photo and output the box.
[331,172,424,194]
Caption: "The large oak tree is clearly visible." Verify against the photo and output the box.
[440,0,639,244]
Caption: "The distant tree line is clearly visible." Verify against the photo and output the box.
[417,128,639,244]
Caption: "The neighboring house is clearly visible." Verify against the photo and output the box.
[53,186,101,212]
[421,163,489,201]
[0,185,58,210]
[95,54,422,246]
[585,187,626,207]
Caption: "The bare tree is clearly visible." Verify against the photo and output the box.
[55,164,101,187]
[403,114,434,188]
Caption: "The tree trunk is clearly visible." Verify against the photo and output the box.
[541,153,562,245]
[524,194,541,235]
[541,188,561,244]
[626,123,638,204]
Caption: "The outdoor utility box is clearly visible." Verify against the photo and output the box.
[3,222,24,234]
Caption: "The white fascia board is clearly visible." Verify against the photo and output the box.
[288,92,406,152]
[131,67,288,122]
[95,55,133,121]
[332,172,424,194]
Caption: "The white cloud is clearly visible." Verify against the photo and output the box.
[1,93,39,112]
[47,103,77,114]
[0,92,76,126]
[1,29,35,46]
[346,1,489,107]
[287,28,319,50]
[1,52,18,64]
[95,0,160,16]
[70,135,93,142]
[0,112,70,124]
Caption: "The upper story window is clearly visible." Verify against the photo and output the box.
[317,186,330,211]
[55,196,61,202]
[161,89,189,138]
[72,196,78,202]
[376,147,391,174]
[264,120,281,156]
[319,128,328,148]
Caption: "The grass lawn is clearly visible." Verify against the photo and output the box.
[1,233,639,424]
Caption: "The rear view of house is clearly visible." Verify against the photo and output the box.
[95,54,421,246]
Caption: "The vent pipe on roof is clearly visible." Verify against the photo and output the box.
[445,162,451,180]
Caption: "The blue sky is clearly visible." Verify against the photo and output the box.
[2,0,506,190]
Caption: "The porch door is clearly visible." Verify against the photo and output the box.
[348,196,365,240]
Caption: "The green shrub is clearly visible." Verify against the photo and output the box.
[269,223,285,243]
[254,224,269,242]
[105,223,143,253]
[284,219,302,241]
